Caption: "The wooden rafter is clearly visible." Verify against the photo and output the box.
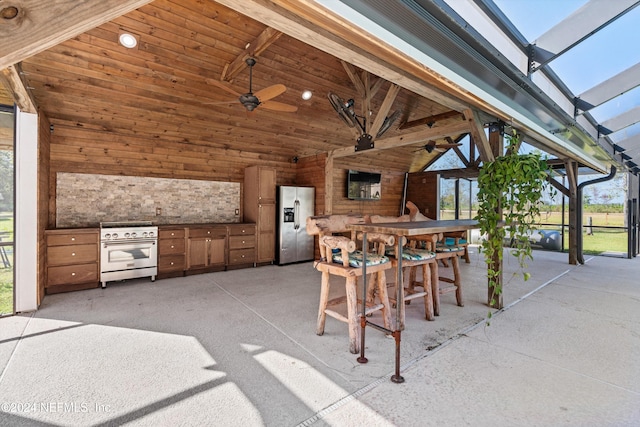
[399,110,462,130]
[548,176,570,197]
[341,61,366,97]
[369,83,400,139]
[221,27,283,82]
[465,109,494,162]
[0,63,36,113]
[0,0,153,69]
[332,120,470,158]
[448,137,470,167]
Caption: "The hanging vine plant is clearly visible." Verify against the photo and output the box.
[475,131,555,310]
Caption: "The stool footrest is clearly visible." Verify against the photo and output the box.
[439,284,457,294]
[324,301,385,324]
[324,309,348,324]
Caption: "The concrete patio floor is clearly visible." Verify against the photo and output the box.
[0,247,639,426]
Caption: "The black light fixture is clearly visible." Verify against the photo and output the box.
[621,153,632,161]
[626,160,638,168]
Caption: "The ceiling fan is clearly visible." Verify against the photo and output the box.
[205,58,298,112]
[414,140,462,153]
[328,92,400,138]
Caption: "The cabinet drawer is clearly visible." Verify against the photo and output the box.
[47,263,98,286]
[159,254,186,272]
[229,235,255,250]
[47,233,98,246]
[189,228,227,239]
[159,228,186,239]
[159,238,185,255]
[228,225,256,236]
[47,244,98,266]
[228,248,255,265]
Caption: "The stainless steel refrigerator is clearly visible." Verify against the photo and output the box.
[276,186,315,265]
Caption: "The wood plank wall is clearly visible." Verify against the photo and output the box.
[333,158,405,217]
[38,113,51,305]
[49,124,298,183]
[406,171,439,219]
[296,154,326,215]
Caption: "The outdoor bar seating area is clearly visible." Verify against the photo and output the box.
[306,202,474,358]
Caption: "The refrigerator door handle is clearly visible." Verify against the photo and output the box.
[294,199,300,230]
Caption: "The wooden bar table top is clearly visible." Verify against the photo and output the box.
[348,219,479,236]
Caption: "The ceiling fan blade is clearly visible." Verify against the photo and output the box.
[255,84,286,102]
[261,100,298,112]
[205,78,241,97]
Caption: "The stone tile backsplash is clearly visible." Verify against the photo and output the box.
[56,173,240,228]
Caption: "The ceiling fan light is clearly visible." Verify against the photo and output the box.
[301,90,313,100]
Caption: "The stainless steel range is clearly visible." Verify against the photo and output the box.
[100,221,158,288]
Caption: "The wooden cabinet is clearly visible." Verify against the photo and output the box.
[158,227,186,278]
[45,229,99,294]
[228,224,256,267]
[244,166,276,264]
[186,226,227,272]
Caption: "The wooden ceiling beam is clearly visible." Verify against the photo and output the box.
[465,108,494,162]
[341,61,366,98]
[221,27,283,82]
[332,120,469,158]
[399,110,463,130]
[0,0,153,69]
[369,83,400,140]
[0,63,36,113]
[448,137,470,167]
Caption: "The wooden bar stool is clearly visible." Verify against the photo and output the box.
[367,215,439,328]
[433,239,465,316]
[440,230,470,264]
[307,215,394,354]
[404,201,465,316]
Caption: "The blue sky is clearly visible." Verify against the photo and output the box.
[431,0,637,204]
[491,0,639,203]
[493,0,640,141]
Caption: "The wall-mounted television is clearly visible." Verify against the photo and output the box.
[347,170,382,200]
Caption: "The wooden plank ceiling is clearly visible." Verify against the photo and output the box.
[6,0,471,173]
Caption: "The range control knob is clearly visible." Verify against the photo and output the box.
[104,233,111,239]
[131,232,137,238]
[112,233,118,239]
[124,232,130,238]
[149,231,155,237]
[142,232,148,237]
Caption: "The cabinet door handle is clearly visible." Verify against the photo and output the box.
[71,237,75,241]
[71,272,76,276]
[71,252,76,256]
[170,262,174,265]
[170,245,175,249]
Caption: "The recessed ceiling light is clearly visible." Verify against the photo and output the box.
[119,33,138,49]
[301,90,313,100]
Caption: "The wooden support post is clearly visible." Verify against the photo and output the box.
[487,122,503,309]
[324,152,334,214]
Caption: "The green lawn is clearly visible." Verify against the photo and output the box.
[0,212,13,315]
[442,210,629,256]
[0,267,13,315]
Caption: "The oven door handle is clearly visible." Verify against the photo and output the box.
[102,239,157,247]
